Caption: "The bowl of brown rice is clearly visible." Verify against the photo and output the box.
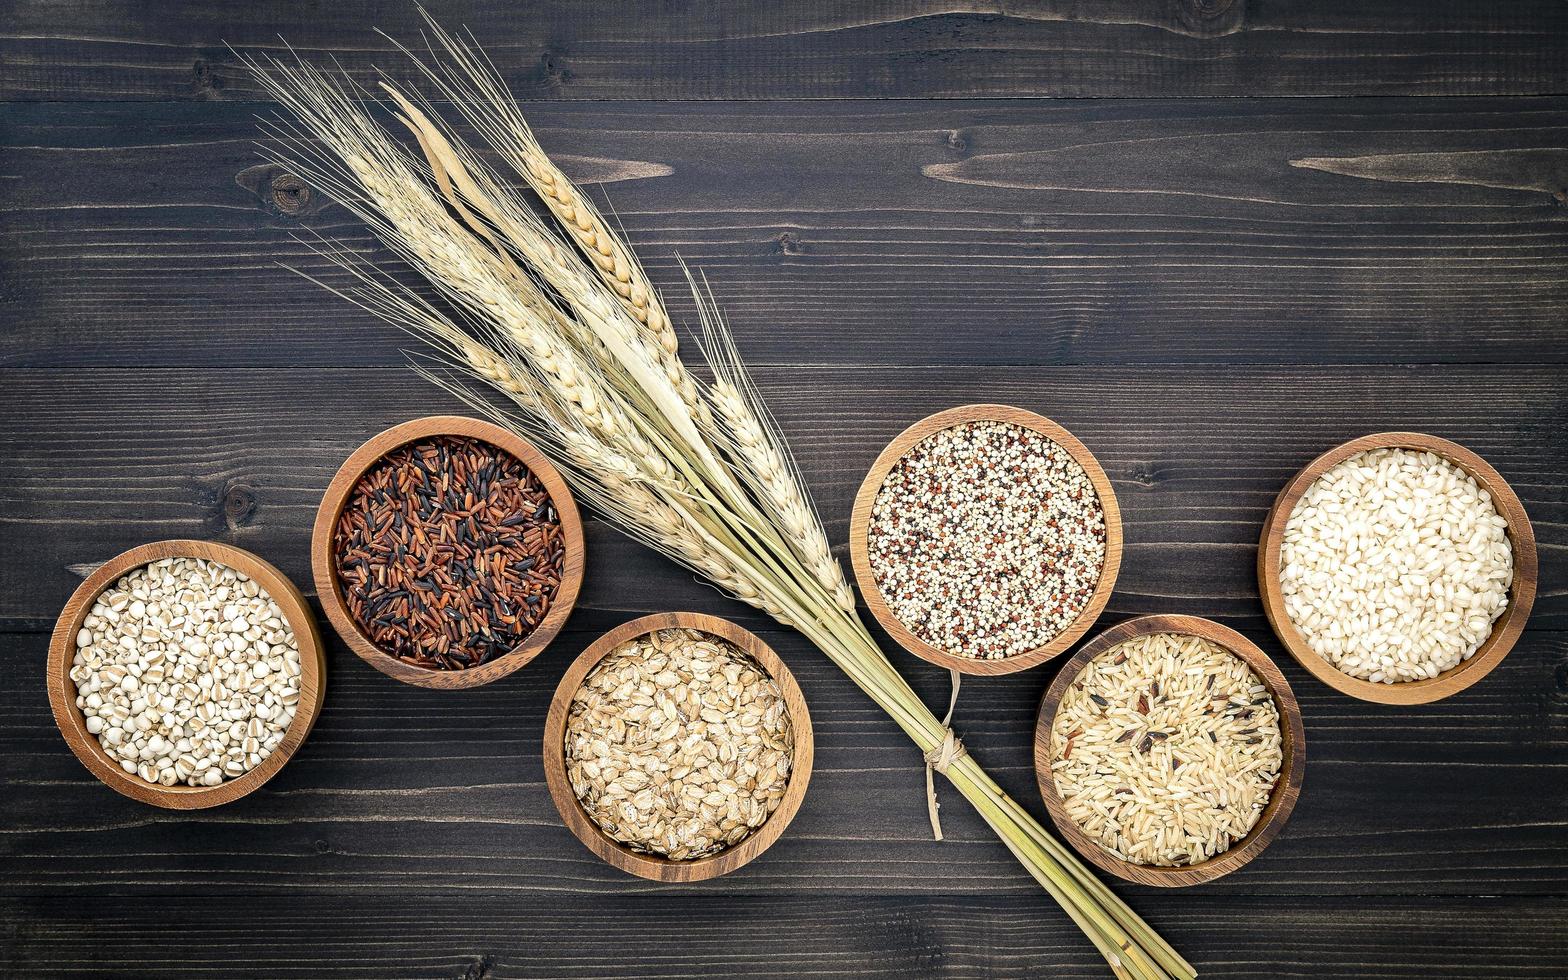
[310,415,585,690]
[1034,614,1305,887]
[1258,432,1537,705]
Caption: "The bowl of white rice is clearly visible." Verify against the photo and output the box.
[1258,432,1537,705]
[1035,615,1305,887]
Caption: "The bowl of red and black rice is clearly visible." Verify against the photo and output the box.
[311,415,585,689]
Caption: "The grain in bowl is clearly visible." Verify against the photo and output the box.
[1050,632,1284,867]
[68,556,303,788]
[332,434,566,671]
[865,419,1108,660]
[563,627,795,860]
[1280,447,1513,684]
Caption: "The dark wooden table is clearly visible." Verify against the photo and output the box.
[3,3,1566,977]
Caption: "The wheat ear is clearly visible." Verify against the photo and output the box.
[676,266,856,613]
[394,13,711,424]
[707,380,856,612]
[250,54,692,495]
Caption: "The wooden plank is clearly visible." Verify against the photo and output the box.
[4,893,1567,978]
[5,99,1568,369]
[0,366,1562,630]
[2,1,1566,101]
[4,621,1566,898]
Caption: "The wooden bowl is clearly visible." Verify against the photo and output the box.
[1034,614,1305,887]
[46,540,327,809]
[543,612,814,882]
[1258,432,1537,705]
[311,415,585,689]
[849,404,1123,676]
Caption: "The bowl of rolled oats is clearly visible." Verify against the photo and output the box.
[542,612,814,881]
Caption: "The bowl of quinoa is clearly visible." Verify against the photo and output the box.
[850,404,1122,675]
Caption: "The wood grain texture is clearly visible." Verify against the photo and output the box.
[848,403,1124,675]
[1258,432,1538,705]
[1,366,1561,632]
[309,416,586,690]
[4,894,1567,979]
[5,7,1568,971]
[6,100,1568,370]
[45,539,326,809]
[1034,615,1305,887]
[541,612,813,882]
[4,626,1567,898]
[2,1,1566,100]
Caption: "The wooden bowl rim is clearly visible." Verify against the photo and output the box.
[1034,614,1306,887]
[542,612,815,882]
[310,415,586,690]
[1257,432,1537,705]
[849,403,1123,676]
[46,539,327,809]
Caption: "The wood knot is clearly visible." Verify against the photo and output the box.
[192,57,226,97]
[773,232,804,256]
[537,48,573,89]
[237,164,325,217]
[271,173,312,214]
[1175,0,1245,37]
[946,129,970,153]
[458,954,496,980]
[1129,464,1160,487]
[222,483,259,529]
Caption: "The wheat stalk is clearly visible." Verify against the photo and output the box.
[384,13,709,426]
[373,81,855,632]
[246,37,1194,980]
[688,272,857,614]
[381,14,857,618]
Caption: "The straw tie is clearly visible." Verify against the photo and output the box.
[923,669,968,841]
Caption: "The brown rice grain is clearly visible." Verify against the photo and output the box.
[1050,633,1283,867]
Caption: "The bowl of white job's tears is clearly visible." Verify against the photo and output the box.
[48,540,326,808]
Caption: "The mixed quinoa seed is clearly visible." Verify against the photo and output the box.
[866,420,1107,660]
[1051,633,1285,868]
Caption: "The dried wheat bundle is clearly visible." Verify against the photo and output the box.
[243,16,1194,978]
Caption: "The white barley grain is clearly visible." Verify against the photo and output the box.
[1280,448,1513,683]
